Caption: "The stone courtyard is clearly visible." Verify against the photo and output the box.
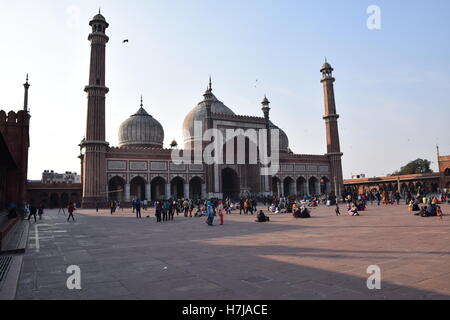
[15,203,450,300]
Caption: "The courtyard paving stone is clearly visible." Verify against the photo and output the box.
[14,203,450,300]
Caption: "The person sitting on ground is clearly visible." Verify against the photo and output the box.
[348,203,360,216]
[424,204,437,217]
[415,205,427,216]
[256,210,270,222]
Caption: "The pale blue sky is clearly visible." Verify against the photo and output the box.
[1,0,449,180]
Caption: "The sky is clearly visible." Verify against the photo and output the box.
[1,0,449,180]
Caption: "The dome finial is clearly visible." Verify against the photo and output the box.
[140,95,143,107]
[209,76,212,91]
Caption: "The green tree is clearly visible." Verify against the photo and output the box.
[391,159,433,176]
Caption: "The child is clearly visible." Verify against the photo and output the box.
[335,204,340,216]
[437,206,443,220]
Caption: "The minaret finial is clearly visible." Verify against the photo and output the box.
[26,73,29,83]
[437,144,440,158]
[209,76,212,91]
[99,7,101,14]
[140,95,143,107]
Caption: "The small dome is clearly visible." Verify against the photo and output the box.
[118,102,164,148]
[270,122,290,153]
[320,62,333,72]
[93,13,106,21]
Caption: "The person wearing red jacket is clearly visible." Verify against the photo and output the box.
[67,203,76,222]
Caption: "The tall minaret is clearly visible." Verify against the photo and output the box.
[321,60,343,197]
[23,74,30,111]
[82,12,110,208]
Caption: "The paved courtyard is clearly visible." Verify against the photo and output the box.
[15,203,450,300]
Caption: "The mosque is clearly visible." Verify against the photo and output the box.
[80,12,344,208]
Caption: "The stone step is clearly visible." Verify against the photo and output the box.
[0,220,29,255]
[0,254,24,300]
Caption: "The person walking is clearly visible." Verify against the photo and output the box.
[335,203,341,216]
[218,201,224,225]
[155,201,162,222]
[206,200,215,226]
[67,203,76,222]
[162,201,169,222]
[27,204,37,223]
[135,199,142,219]
[38,203,44,220]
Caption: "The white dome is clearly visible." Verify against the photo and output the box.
[118,106,164,148]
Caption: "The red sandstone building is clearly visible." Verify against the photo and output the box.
[344,154,450,195]
[80,13,345,208]
[0,76,31,210]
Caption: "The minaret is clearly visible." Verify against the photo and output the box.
[321,60,344,197]
[204,77,215,196]
[261,95,272,195]
[82,12,110,208]
[23,74,30,111]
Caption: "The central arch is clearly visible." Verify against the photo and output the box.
[222,168,240,200]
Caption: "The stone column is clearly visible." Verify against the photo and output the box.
[124,184,130,202]
[292,181,298,196]
[165,184,171,200]
[145,184,151,201]
[326,181,332,194]
[280,182,285,197]
[265,175,270,193]
[304,180,310,196]
[201,184,207,199]
[184,184,190,199]
[316,181,321,196]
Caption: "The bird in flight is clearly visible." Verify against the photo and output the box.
[123,39,129,43]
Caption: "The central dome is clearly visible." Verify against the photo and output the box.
[118,99,164,148]
[182,85,235,146]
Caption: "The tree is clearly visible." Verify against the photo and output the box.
[391,159,433,176]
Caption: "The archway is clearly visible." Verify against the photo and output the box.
[171,177,185,199]
[320,177,330,195]
[444,168,450,177]
[151,177,166,200]
[309,177,319,196]
[272,177,281,196]
[50,193,59,208]
[70,193,80,205]
[60,193,69,207]
[130,176,146,201]
[39,192,48,207]
[222,168,240,200]
[108,176,126,202]
[446,182,450,189]
[189,177,203,200]
[283,177,294,197]
[296,177,306,196]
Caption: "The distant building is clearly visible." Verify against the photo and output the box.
[42,170,81,184]
[351,173,366,179]
[344,151,450,194]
